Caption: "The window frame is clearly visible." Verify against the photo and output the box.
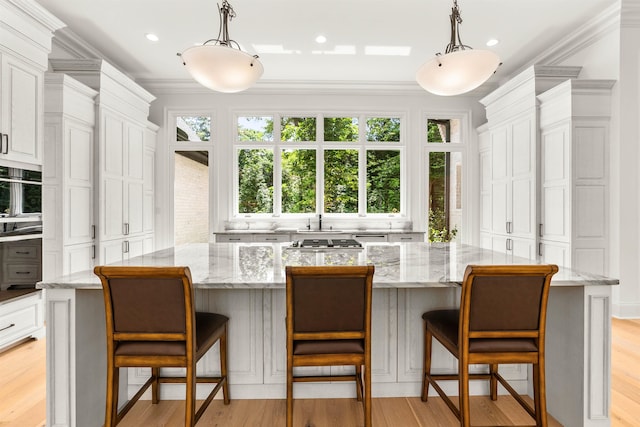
[233,112,406,219]
[421,111,471,244]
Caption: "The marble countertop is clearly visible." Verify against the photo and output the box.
[215,229,423,234]
[37,242,619,290]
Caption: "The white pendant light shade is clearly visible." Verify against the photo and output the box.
[416,49,500,96]
[181,45,264,93]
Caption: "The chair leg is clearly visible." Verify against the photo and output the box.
[490,364,498,401]
[105,360,118,427]
[364,358,372,427]
[286,358,293,427]
[355,364,363,401]
[533,361,548,427]
[459,359,471,427]
[421,325,432,401]
[185,363,196,427]
[220,324,230,404]
[151,367,160,404]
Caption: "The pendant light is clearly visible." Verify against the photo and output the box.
[416,0,500,96]
[178,0,263,93]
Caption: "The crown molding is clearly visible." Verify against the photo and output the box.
[7,0,65,32]
[137,77,498,98]
[520,3,620,70]
[49,58,155,103]
[621,0,640,27]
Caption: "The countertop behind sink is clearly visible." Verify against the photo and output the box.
[213,229,425,243]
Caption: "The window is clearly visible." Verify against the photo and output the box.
[176,115,211,142]
[426,118,463,242]
[171,113,214,244]
[235,114,403,217]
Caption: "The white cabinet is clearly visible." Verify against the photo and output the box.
[479,65,582,258]
[0,290,44,351]
[387,232,424,242]
[0,54,43,165]
[0,0,63,167]
[43,73,97,278]
[538,79,614,275]
[49,59,157,265]
[1,239,42,286]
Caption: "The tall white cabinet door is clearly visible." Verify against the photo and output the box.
[126,124,145,235]
[102,113,125,240]
[510,117,535,238]
[0,55,42,165]
[65,125,94,246]
[490,127,509,235]
[540,123,570,243]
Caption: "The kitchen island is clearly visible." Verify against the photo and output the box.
[38,242,617,427]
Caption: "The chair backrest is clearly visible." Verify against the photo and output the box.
[285,265,375,340]
[94,266,196,345]
[460,264,558,344]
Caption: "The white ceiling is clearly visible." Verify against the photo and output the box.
[35,0,616,88]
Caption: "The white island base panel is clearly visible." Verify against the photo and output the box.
[45,284,611,427]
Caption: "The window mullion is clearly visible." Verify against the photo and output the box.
[317,114,324,214]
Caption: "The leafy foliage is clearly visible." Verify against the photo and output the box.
[367,150,400,213]
[282,149,316,213]
[236,115,402,215]
[238,149,273,213]
[324,149,359,213]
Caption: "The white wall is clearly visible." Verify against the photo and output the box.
[545,0,640,317]
[146,89,487,250]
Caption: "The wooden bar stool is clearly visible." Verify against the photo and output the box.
[421,264,558,427]
[285,265,375,427]
[94,265,230,426]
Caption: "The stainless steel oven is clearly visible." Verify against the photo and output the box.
[0,166,42,237]
[0,166,42,290]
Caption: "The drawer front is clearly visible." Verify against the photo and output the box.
[254,234,290,243]
[388,233,424,242]
[352,234,388,242]
[5,264,41,282]
[6,245,40,261]
[0,296,42,347]
[215,234,253,243]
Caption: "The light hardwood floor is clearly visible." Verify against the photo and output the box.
[1,318,639,426]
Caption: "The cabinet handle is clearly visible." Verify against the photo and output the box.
[1,134,8,154]
[506,238,513,251]
[91,225,96,240]
[15,251,31,255]
[538,242,543,257]
[228,238,241,241]
[123,240,129,253]
[92,245,96,260]
[399,237,413,240]
[123,223,130,236]
[264,238,278,241]
[505,221,509,234]
[539,224,543,237]
[0,323,16,332]
[15,271,31,275]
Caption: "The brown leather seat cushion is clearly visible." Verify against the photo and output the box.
[422,309,538,353]
[293,339,364,355]
[114,312,228,357]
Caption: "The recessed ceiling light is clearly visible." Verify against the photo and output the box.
[146,33,159,42]
[315,35,327,44]
[486,39,499,47]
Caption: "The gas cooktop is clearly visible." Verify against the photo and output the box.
[290,238,363,249]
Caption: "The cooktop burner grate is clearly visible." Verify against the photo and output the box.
[292,238,363,249]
